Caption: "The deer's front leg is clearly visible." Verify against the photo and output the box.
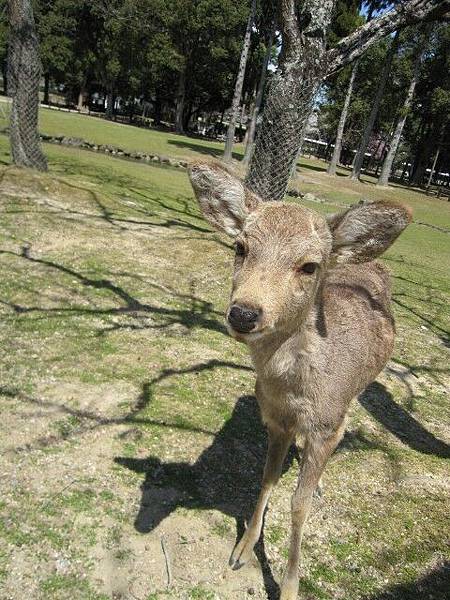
[229,426,294,570]
[280,422,345,600]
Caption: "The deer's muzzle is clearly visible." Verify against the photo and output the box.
[227,304,261,333]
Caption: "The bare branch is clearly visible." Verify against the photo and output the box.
[326,0,450,75]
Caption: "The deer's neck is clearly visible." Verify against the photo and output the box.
[248,305,319,380]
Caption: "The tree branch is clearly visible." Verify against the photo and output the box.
[326,0,450,75]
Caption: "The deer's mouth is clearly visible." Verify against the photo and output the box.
[226,322,268,342]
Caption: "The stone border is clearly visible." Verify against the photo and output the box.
[0,127,188,170]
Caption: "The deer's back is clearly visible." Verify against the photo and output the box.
[316,260,395,399]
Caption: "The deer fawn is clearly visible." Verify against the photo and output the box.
[188,162,411,599]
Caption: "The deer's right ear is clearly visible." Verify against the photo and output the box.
[188,163,260,237]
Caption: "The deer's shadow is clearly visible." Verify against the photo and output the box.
[114,382,449,599]
[115,395,299,598]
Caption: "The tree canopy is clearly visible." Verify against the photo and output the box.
[0,0,448,187]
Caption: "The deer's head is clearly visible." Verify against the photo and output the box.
[189,163,411,343]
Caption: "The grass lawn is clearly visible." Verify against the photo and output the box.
[0,99,244,161]
[0,126,449,600]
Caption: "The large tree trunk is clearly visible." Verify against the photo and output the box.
[223,0,256,162]
[175,67,186,134]
[245,0,447,201]
[350,30,400,181]
[327,60,359,176]
[246,0,334,200]
[377,42,423,187]
[7,0,47,171]
[242,26,274,167]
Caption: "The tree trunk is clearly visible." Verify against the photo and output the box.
[377,37,425,186]
[242,26,274,167]
[410,150,427,186]
[410,123,436,186]
[105,87,114,119]
[183,99,193,131]
[175,66,186,134]
[153,92,162,126]
[350,31,400,181]
[246,0,333,201]
[77,82,87,111]
[43,72,49,104]
[327,60,359,176]
[223,0,256,162]
[246,0,450,201]
[426,146,440,189]
[7,0,47,171]
[129,100,135,124]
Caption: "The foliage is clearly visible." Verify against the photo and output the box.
[0,1,448,180]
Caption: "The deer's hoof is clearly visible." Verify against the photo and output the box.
[228,532,258,570]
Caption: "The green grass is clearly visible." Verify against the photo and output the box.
[0,120,448,600]
[0,98,243,160]
[188,586,216,599]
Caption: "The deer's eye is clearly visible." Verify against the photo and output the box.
[298,262,318,275]
[235,241,246,257]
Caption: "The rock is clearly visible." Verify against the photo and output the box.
[61,136,84,147]
[303,192,318,202]
[55,557,71,574]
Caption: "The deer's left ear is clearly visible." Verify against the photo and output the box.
[327,200,412,264]
[188,162,260,237]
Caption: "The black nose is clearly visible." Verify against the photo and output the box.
[228,304,260,333]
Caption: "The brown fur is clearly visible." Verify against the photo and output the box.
[188,162,411,599]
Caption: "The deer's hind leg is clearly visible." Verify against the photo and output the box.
[280,421,345,600]
[229,425,294,570]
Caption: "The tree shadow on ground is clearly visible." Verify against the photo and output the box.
[363,560,450,600]
[358,382,450,459]
[0,246,228,336]
[0,360,252,452]
[3,357,449,597]
[296,161,347,177]
[114,376,449,598]
[167,139,242,161]
[2,165,234,250]
[115,394,292,600]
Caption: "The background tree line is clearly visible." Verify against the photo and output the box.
[0,0,448,187]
